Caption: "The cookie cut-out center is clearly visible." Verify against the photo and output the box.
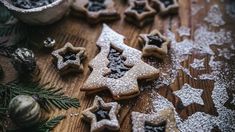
[132,2,149,14]
[86,0,106,12]
[94,106,110,122]
[159,0,174,8]
[144,121,166,132]
[105,46,132,79]
[147,35,165,47]
[61,50,77,62]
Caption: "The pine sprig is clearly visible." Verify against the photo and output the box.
[7,115,66,132]
[0,81,80,110]
[37,115,66,132]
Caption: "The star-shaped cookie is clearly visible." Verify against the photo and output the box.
[151,0,179,15]
[51,42,87,75]
[72,0,120,24]
[82,96,120,132]
[81,24,159,100]
[139,29,170,59]
[131,108,179,132]
[124,0,156,27]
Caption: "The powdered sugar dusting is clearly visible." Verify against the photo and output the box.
[204,5,225,27]
[177,112,217,131]
[82,24,159,100]
[218,48,235,60]
[151,92,182,124]
[231,44,235,50]
[190,58,205,70]
[148,8,235,130]
[191,2,203,16]
[198,73,217,80]
[173,83,204,106]
[231,94,235,105]
[193,25,232,55]
[131,109,178,132]
[177,26,191,37]
[151,92,216,131]
[211,69,235,131]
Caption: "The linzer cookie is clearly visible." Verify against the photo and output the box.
[82,96,120,132]
[81,24,159,100]
[151,0,179,15]
[72,0,120,24]
[51,42,87,75]
[139,29,170,59]
[131,108,179,132]
[124,0,156,27]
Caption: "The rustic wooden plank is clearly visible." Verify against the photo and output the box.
[1,0,234,131]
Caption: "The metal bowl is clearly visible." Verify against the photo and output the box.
[0,0,72,25]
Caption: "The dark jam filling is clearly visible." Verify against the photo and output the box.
[132,2,148,14]
[61,51,77,62]
[105,47,132,79]
[147,35,165,48]
[159,0,174,8]
[86,0,106,12]
[144,121,166,132]
[12,0,55,9]
[94,106,110,122]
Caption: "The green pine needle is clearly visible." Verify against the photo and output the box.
[0,81,80,110]
[37,115,66,132]
[6,115,66,132]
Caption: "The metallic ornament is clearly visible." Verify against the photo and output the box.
[8,95,41,128]
[11,48,36,75]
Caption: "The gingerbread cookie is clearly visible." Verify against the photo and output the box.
[151,0,179,15]
[72,0,120,24]
[131,108,179,132]
[81,24,159,100]
[82,96,120,132]
[51,42,87,75]
[124,0,156,27]
[139,29,170,59]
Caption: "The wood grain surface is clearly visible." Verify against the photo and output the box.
[0,0,234,131]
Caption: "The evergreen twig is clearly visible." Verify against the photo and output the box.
[0,4,77,132]
[37,115,66,132]
[7,115,66,132]
[0,81,80,110]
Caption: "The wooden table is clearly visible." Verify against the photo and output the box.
[1,0,235,131]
